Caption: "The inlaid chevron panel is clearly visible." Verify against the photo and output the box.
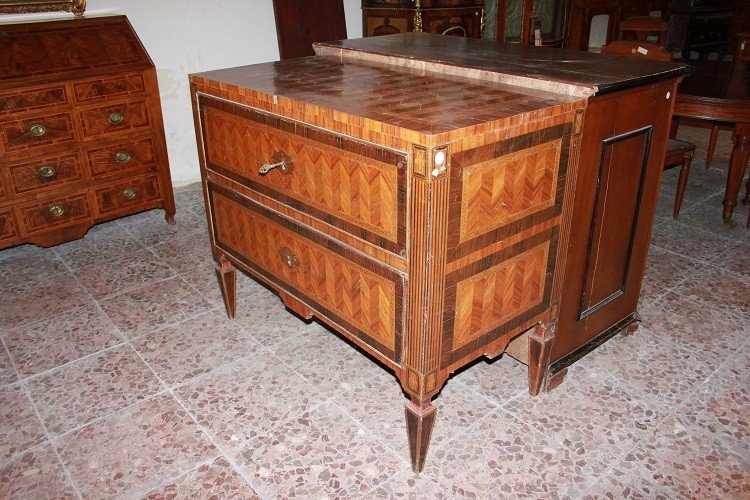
[0,86,68,113]
[453,241,549,350]
[212,190,397,353]
[460,139,561,242]
[203,106,400,242]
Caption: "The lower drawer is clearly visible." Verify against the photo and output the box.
[86,136,157,178]
[7,151,85,196]
[18,193,92,236]
[0,209,20,244]
[207,181,404,362]
[94,174,162,217]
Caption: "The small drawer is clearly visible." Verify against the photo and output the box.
[94,174,162,216]
[0,210,20,245]
[78,99,152,139]
[0,112,76,153]
[86,136,156,178]
[74,74,147,102]
[18,193,92,236]
[7,152,84,196]
[208,181,404,363]
[0,85,69,114]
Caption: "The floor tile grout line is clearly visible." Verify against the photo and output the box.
[131,455,223,499]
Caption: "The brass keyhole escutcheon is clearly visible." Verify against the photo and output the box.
[38,165,57,179]
[48,204,65,218]
[278,246,299,269]
[108,111,125,125]
[115,150,132,164]
[122,188,138,200]
[29,124,47,137]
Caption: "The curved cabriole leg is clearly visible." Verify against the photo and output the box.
[215,257,237,319]
[405,398,437,473]
[528,323,555,397]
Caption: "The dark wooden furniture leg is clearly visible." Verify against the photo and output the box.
[215,257,237,318]
[674,150,694,218]
[723,123,750,227]
[528,323,554,396]
[706,123,720,168]
[405,398,437,473]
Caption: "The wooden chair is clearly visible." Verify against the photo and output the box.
[272,0,346,60]
[618,16,668,45]
[602,40,697,218]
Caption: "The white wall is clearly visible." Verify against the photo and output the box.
[1,0,363,185]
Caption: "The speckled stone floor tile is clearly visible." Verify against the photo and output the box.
[616,415,750,499]
[148,229,213,275]
[650,221,733,263]
[362,470,449,499]
[716,237,750,281]
[0,444,77,499]
[677,264,750,320]
[3,304,122,378]
[174,352,326,451]
[100,276,214,338]
[231,401,407,499]
[233,293,317,347]
[679,193,750,238]
[579,468,670,500]
[132,309,260,387]
[25,344,163,436]
[0,344,18,388]
[0,245,67,290]
[457,354,531,404]
[0,384,46,463]
[145,457,261,499]
[427,410,609,499]
[126,208,207,248]
[271,324,389,397]
[181,263,267,308]
[54,219,145,270]
[55,394,218,499]
[0,273,94,329]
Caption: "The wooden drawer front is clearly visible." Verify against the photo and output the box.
[87,136,156,178]
[94,174,162,216]
[209,182,403,362]
[7,152,84,196]
[0,86,68,114]
[0,175,6,201]
[1,112,76,152]
[74,74,146,102]
[441,229,557,367]
[447,123,572,261]
[0,210,20,244]
[199,96,406,255]
[78,99,152,139]
[19,193,91,235]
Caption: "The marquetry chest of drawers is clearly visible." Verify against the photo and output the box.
[0,16,175,250]
[191,33,689,471]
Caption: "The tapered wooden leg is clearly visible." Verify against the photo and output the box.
[706,123,720,169]
[673,151,693,218]
[528,323,554,396]
[405,398,436,473]
[669,116,679,140]
[165,211,176,225]
[215,258,236,319]
[722,123,750,227]
[743,173,750,206]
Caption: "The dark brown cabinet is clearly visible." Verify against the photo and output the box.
[362,0,484,38]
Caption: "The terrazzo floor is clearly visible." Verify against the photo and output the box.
[0,125,748,499]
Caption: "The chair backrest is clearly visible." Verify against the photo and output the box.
[272,0,347,60]
[618,16,668,45]
[600,40,673,61]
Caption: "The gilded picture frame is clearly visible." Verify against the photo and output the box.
[0,0,86,17]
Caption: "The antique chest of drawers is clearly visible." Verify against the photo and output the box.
[0,16,175,250]
[362,0,484,38]
[190,33,689,471]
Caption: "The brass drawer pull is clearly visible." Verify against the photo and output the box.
[38,164,57,179]
[278,246,299,269]
[108,111,125,125]
[259,152,293,175]
[122,187,138,200]
[29,123,47,137]
[48,204,65,218]
[115,150,132,164]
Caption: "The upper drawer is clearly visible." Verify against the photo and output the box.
[0,85,69,114]
[6,151,85,197]
[74,74,147,103]
[0,112,76,153]
[86,136,157,178]
[78,99,152,139]
[198,95,407,257]
[208,181,404,364]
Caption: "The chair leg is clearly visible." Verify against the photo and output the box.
[669,116,679,140]
[706,123,720,169]
[673,152,694,218]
